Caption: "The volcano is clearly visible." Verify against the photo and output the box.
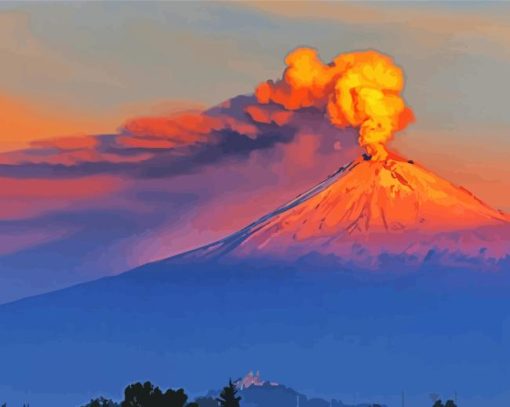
[2,153,510,407]
[181,152,510,270]
[2,45,510,407]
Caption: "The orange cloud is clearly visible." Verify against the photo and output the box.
[222,117,259,139]
[119,111,258,149]
[122,112,221,141]
[244,104,293,126]
[30,135,98,151]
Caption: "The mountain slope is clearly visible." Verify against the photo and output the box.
[1,154,510,407]
[181,153,510,270]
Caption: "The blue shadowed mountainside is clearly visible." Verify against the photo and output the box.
[1,256,510,407]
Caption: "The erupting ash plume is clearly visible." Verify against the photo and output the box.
[256,48,414,160]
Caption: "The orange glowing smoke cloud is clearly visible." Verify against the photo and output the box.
[256,48,414,160]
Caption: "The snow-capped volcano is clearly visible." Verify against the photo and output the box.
[2,158,510,407]
[184,152,510,270]
[234,371,278,389]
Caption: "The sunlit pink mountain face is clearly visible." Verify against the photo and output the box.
[185,151,510,271]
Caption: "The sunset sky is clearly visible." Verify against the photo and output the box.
[1,1,509,302]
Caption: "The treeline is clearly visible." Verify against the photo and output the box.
[81,379,240,407]
[433,401,457,407]
[1,383,459,407]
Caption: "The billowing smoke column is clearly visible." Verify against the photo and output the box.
[255,48,414,160]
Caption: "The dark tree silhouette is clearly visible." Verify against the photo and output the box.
[82,396,119,407]
[444,400,457,407]
[216,380,241,407]
[122,382,162,407]
[121,381,197,407]
[162,388,192,407]
[433,401,444,407]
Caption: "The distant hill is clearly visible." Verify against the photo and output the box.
[197,372,383,407]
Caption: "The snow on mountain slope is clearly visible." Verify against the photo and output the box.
[182,153,510,270]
